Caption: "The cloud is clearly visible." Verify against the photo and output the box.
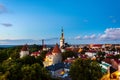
[43,37,58,41]
[0,39,37,45]
[0,38,59,45]
[74,34,96,40]
[0,4,7,14]
[100,28,120,40]
[83,34,96,39]
[83,35,89,39]
[73,28,120,43]
[109,16,117,23]
[1,23,13,27]
[90,34,96,39]
[74,36,81,40]
[0,41,10,44]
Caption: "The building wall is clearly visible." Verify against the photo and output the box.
[60,39,64,48]
[20,51,29,58]
[53,53,62,64]
[43,53,62,67]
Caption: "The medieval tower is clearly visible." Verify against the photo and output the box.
[60,28,65,48]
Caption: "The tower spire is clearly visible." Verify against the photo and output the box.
[61,27,64,39]
[60,27,65,48]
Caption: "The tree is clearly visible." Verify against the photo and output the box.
[1,59,22,80]
[20,55,36,65]
[21,63,51,80]
[10,50,20,60]
[97,51,105,63]
[69,58,103,80]
[62,51,78,61]
[0,50,9,63]
[40,51,48,61]
[29,44,42,53]
[0,46,60,80]
[36,56,44,67]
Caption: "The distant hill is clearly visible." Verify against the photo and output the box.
[0,45,17,48]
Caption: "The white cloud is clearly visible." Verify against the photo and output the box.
[83,35,89,39]
[100,28,120,40]
[90,34,96,39]
[74,36,81,40]
[83,34,96,39]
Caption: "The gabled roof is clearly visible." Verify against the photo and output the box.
[46,51,52,56]
[52,43,61,53]
[31,51,40,56]
[21,44,28,51]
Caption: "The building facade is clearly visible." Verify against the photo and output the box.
[43,43,62,67]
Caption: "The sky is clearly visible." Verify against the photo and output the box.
[0,0,120,45]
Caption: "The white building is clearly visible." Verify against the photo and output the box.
[85,51,96,58]
[20,44,29,58]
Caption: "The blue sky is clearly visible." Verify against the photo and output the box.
[0,0,120,45]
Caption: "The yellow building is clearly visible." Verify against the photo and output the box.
[101,65,120,80]
[43,43,62,67]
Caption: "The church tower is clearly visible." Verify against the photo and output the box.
[60,28,65,48]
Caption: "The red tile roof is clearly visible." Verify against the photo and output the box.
[92,44,102,47]
[31,51,40,56]
[65,47,79,52]
[106,54,114,57]
[46,51,52,56]
[87,50,96,53]
[64,58,75,63]
[114,59,120,64]
[80,54,88,59]
[103,58,111,64]
[65,47,73,51]
[52,43,61,53]
[21,44,28,51]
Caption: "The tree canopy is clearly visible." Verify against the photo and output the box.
[0,45,57,80]
[62,51,78,61]
[69,58,103,80]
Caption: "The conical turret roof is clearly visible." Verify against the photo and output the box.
[52,43,61,53]
[21,44,28,51]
